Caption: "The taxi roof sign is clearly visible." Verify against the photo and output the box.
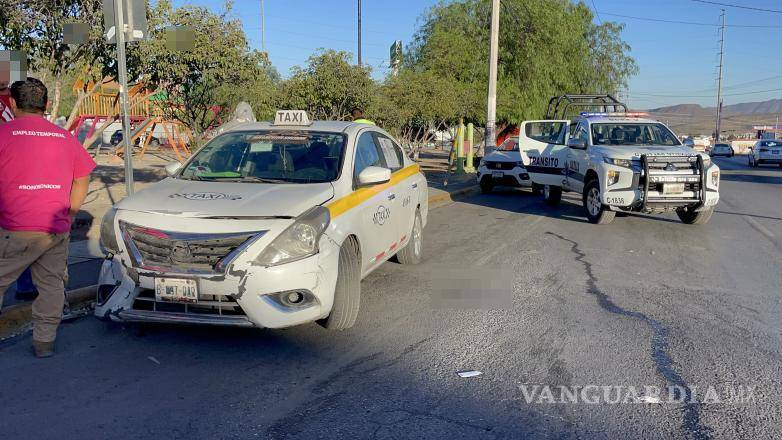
[274,110,311,126]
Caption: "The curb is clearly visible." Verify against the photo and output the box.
[0,184,478,340]
[0,284,97,341]
[428,185,481,208]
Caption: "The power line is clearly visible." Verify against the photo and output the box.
[691,0,782,13]
[632,87,782,98]
[590,0,602,25]
[599,11,782,28]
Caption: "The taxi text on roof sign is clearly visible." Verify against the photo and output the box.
[274,110,311,126]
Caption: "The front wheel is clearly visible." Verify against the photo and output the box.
[583,180,616,224]
[480,179,494,194]
[395,209,423,265]
[676,206,714,225]
[543,185,562,206]
[319,237,361,330]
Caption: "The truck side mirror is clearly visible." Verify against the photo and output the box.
[165,162,183,177]
[567,138,586,150]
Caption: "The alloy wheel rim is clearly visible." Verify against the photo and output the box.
[588,188,601,216]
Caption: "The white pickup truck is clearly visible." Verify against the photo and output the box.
[519,112,720,225]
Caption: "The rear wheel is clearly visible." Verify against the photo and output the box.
[319,237,361,330]
[543,185,562,206]
[583,179,616,225]
[396,209,423,265]
[676,206,714,225]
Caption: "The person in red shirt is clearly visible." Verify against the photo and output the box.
[0,78,96,357]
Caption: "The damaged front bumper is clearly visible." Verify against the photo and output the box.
[94,212,341,329]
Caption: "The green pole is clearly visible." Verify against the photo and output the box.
[465,122,476,172]
[455,121,465,174]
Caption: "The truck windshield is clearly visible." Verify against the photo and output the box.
[179,130,346,183]
[591,123,680,147]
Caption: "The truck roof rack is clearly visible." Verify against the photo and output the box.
[545,94,628,119]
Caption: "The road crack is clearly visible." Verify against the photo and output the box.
[547,232,712,440]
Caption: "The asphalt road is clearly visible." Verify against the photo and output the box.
[1,155,781,439]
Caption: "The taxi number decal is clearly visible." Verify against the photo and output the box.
[530,156,559,167]
[373,205,391,225]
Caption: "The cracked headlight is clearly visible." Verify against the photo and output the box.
[603,157,631,168]
[99,207,119,254]
[255,206,330,266]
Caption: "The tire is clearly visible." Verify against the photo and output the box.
[396,209,423,265]
[319,237,361,330]
[583,179,616,225]
[543,185,562,206]
[748,155,753,167]
[676,206,714,225]
[480,179,494,194]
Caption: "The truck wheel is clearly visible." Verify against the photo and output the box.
[583,180,616,224]
[480,179,494,194]
[543,185,562,206]
[396,209,423,265]
[319,237,361,330]
[676,207,714,225]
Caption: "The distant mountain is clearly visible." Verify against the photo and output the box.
[646,98,782,136]
[648,99,782,116]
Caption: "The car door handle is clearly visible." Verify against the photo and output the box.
[388,194,396,200]
[412,183,418,188]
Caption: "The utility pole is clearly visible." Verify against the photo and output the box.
[357,0,362,66]
[115,0,134,196]
[715,9,726,142]
[260,0,266,53]
[485,0,500,155]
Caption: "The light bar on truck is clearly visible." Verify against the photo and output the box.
[580,112,649,118]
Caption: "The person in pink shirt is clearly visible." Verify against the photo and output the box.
[0,77,96,357]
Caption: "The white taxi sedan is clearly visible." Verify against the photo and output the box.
[749,139,782,167]
[96,110,428,330]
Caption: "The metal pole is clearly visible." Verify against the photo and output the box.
[715,10,725,142]
[357,0,362,66]
[485,0,500,155]
[465,122,476,172]
[261,0,266,53]
[115,0,134,196]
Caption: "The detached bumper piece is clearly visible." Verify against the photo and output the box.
[641,154,705,211]
[123,289,255,327]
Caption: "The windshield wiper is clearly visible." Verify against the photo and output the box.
[238,176,291,184]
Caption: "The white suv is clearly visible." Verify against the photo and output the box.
[748,139,782,167]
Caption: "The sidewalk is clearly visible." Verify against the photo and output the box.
[1,147,479,331]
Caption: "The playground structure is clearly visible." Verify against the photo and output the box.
[67,80,193,162]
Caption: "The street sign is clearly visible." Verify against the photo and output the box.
[103,0,148,43]
[389,40,402,68]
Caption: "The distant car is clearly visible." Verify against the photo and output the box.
[110,129,161,148]
[748,139,782,167]
[476,136,532,193]
[709,143,733,157]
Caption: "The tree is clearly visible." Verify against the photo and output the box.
[279,50,373,120]
[133,0,276,136]
[407,0,638,125]
[0,0,106,121]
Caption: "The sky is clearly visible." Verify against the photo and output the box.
[171,0,782,110]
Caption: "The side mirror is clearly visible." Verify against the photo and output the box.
[165,162,183,177]
[567,138,586,150]
[357,166,391,186]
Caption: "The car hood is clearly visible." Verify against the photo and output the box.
[594,145,707,160]
[483,150,522,162]
[116,178,335,218]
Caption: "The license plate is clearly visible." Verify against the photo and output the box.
[663,183,685,195]
[492,171,503,179]
[154,278,198,303]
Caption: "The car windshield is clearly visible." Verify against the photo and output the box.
[497,137,519,151]
[591,123,680,147]
[179,130,346,183]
